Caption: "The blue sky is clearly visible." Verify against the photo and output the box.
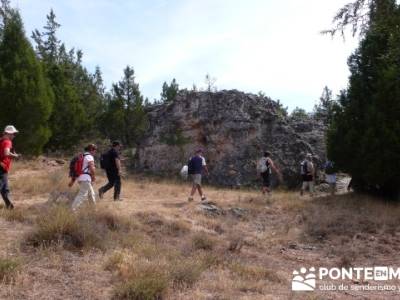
[12,0,358,111]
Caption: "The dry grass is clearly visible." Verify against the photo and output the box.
[104,251,125,272]
[135,211,191,238]
[12,168,69,196]
[0,208,28,223]
[229,263,284,283]
[112,258,169,300]
[0,258,20,282]
[169,258,204,288]
[226,233,244,253]
[24,205,131,251]
[192,232,216,251]
[302,194,400,241]
[1,159,400,299]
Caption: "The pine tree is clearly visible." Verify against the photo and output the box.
[33,10,105,150]
[101,66,147,147]
[160,78,179,102]
[328,0,400,197]
[290,107,309,119]
[0,8,53,154]
[32,9,60,64]
[313,86,335,125]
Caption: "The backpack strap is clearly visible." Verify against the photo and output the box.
[82,153,91,175]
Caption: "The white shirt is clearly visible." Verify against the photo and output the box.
[77,153,94,182]
[201,156,206,166]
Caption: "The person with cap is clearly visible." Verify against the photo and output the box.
[300,153,315,196]
[71,144,97,211]
[98,141,123,201]
[0,125,20,209]
[257,151,282,195]
[187,148,209,202]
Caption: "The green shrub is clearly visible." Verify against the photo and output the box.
[170,259,203,288]
[25,205,109,250]
[113,265,168,300]
[0,258,19,282]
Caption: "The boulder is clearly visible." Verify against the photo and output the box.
[197,201,224,216]
[136,90,326,188]
[229,207,248,218]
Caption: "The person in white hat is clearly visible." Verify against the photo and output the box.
[0,125,20,209]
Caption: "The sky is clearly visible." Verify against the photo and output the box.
[11,0,358,111]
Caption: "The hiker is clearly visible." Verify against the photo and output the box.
[323,160,336,195]
[98,141,122,201]
[257,151,282,195]
[300,153,315,196]
[187,149,209,201]
[0,125,20,209]
[71,144,97,211]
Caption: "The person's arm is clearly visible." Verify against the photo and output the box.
[89,161,96,182]
[310,162,316,178]
[202,157,209,175]
[4,148,19,159]
[203,165,209,175]
[269,158,283,181]
[115,157,121,176]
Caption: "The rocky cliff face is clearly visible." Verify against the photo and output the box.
[136,90,326,188]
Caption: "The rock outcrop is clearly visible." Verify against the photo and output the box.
[135,90,326,188]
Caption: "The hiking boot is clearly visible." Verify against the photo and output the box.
[201,195,207,201]
[6,203,14,210]
[98,189,104,199]
[188,197,193,202]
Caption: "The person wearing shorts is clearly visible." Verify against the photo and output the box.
[258,151,281,195]
[187,149,209,201]
[300,153,315,196]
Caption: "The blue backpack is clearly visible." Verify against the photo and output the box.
[187,156,202,175]
[325,161,335,175]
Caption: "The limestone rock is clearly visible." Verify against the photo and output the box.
[229,207,247,218]
[136,90,326,188]
[197,201,224,216]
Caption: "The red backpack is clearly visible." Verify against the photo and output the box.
[69,153,89,179]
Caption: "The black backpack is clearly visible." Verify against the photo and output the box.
[300,160,308,175]
[100,151,112,170]
[187,157,195,175]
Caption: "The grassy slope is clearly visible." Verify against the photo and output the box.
[0,160,398,299]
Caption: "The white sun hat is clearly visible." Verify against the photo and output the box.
[4,125,19,134]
